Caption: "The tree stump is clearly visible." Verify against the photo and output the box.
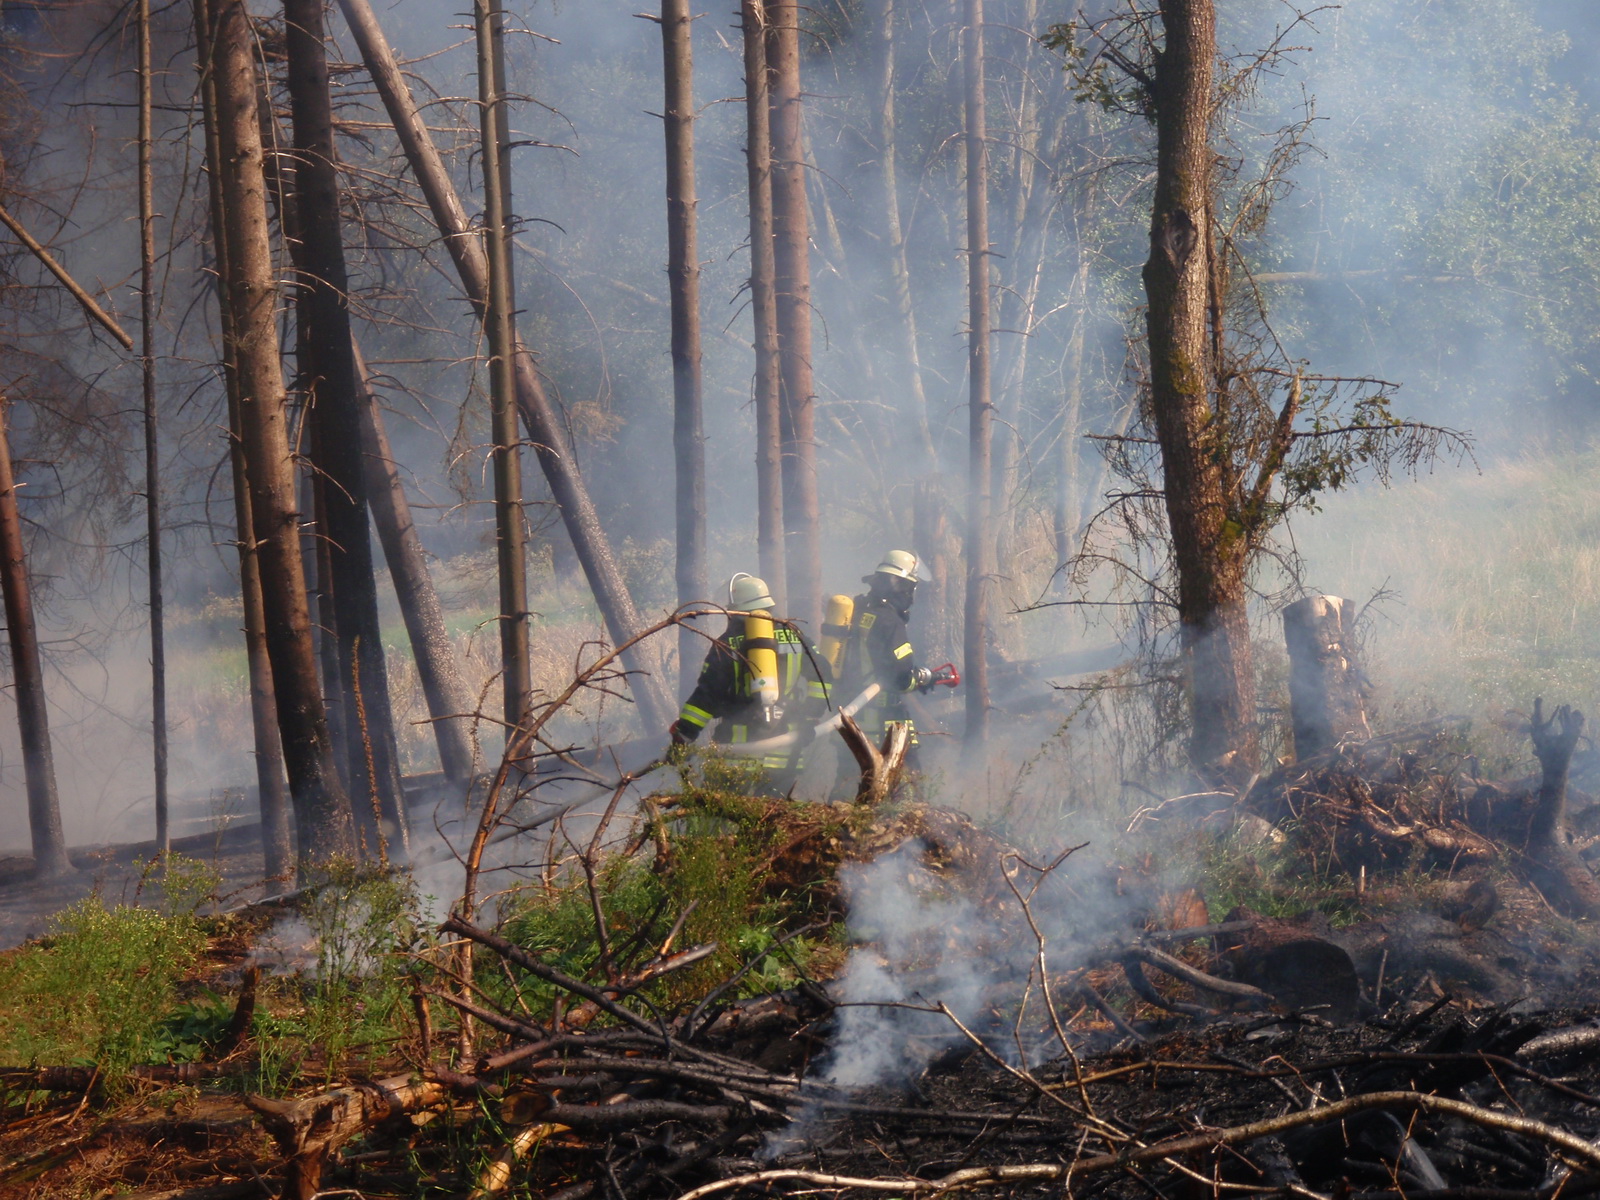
[1283,595,1370,760]
[837,714,911,806]
[1521,699,1600,919]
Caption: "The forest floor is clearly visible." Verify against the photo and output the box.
[3,728,1600,1199]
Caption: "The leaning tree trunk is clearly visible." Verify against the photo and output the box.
[206,0,354,858]
[1142,0,1257,780]
[764,0,821,631]
[285,0,409,855]
[353,346,477,785]
[741,0,785,609]
[194,0,294,881]
[335,0,671,732]
[0,401,70,877]
[474,0,532,737]
[962,0,992,748]
[662,0,709,689]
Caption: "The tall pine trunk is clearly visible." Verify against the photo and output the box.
[474,0,532,736]
[0,402,70,878]
[962,0,993,748]
[194,0,294,881]
[764,0,821,630]
[661,0,708,687]
[136,0,169,856]
[205,0,355,858]
[353,345,477,785]
[284,0,409,854]
[740,0,785,608]
[1143,0,1257,778]
[336,0,669,731]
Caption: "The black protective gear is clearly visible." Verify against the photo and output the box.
[672,615,832,777]
[839,584,924,741]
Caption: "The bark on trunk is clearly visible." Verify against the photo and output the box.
[662,0,709,690]
[741,0,785,608]
[1142,0,1257,779]
[285,0,408,855]
[137,0,169,857]
[207,0,354,858]
[962,0,992,748]
[335,0,671,732]
[475,0,532,737]
[0,402,70,877]
[1282,594,1370,760]
[353,347,477,785]
[193,0,294,881]
[1522,699,1600,917]
[764,0,821,631]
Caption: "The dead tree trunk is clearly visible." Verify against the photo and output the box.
[285,0,408,855]
[136,0,169,857]
[353,347,476,785]
[870,0,936,469]
[764,0,821,631]
[206,0,354,859]
[194,0,294,881]
[661,0,709,690]
[1282,594,1370,760]
[1523,698,1600,918]
[1142,0,1257,780]
[335,0,671,732]
[474,0,532,736]
[962,0,993,748]
[0,402,70,878]
[740,0,785,609]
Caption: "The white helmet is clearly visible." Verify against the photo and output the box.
[873,549,920,582]
[727,573,775,612]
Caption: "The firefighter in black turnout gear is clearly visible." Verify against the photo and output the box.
[839,550,957,764]
[668,573,831,792]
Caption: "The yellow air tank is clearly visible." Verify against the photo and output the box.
[742,609,780,710]
[819,594,854,673]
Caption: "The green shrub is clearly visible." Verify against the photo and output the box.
[0,898,206,1078]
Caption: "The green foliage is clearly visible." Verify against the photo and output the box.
[0,897,206,1080]
[496,782,843,1020]
[294,860,423,1077]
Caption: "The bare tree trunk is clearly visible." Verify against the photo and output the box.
[206,0,355,858]
[353,347,476,785]
[335,0,671,732]
[764,0,821,631]
[871,0,937,468]
[1143,0,1257,778]
[962,0,992,748]
[740,0,785,609]
[285,0,408,855]
[1053,259,1089,573]
[0,401,70,877]
[662,0,708,690]
[472,0,532,738]
[137,0,168,857]
[194,0,294,882]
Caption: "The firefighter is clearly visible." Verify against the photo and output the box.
[838,550,956,762]
[668,573,831,791]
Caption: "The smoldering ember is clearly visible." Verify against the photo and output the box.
[10,2,1600,1199]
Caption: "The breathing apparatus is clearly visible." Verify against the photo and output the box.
[728,573,782,726]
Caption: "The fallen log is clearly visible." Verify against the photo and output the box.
[245,1074,449,1200]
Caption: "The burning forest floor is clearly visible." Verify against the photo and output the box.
[7,718,1600,1198]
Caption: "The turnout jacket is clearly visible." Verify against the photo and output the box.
[839,592,921,737]
[675,615,831,766]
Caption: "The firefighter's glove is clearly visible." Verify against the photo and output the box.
[910,666,935,692]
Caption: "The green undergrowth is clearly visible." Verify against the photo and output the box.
[495,764,851,1016]
[0,858,215,1083]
